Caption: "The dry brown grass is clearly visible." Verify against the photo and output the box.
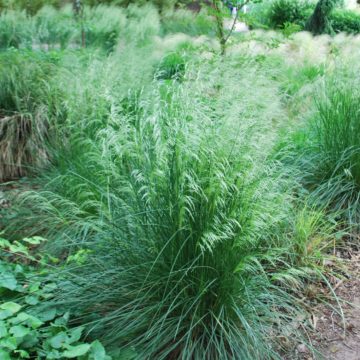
[0,110,48,181]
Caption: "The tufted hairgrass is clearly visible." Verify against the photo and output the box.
[2,53,324,358]
[290,75,360,226]
[0,49,61,181]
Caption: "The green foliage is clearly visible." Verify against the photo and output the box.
[257,0,360,35]
[35,6,77,49]
[305,0,338,35]
[331,8,360,33]
[2,52,325,358]
[267,0,314,29]
[83,5,127,51]
[279,62,325,97]
[0,5,352,359]
[0,49,61,181]
[161,9,216,37]
[0,10,33,49]
[282,21,303,37]
[290,75,360,225]
[155,51,186,80]
[291,206,337,266]
[0,0,62,15]
[83,0,177,12]
[12,0,62,15]
[0,236,110,359]
[0,4,160,51]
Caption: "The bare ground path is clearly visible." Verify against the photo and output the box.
[314,249,360,360]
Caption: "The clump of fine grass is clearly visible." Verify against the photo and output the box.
[35,5,76,49]
[161,8,216,37]
[4,52,322,358]
[0,49,60,181]
[0,10,33,49]
[42,88,306,359]
[291,75,360,225]
[291,205,338,266]
[155,51,186,80]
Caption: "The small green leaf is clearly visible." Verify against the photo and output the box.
[34,307,56,322]
[9,241,29,255]
[90,340,106,360]
[54,311,69,326]
[25,295,39,305]
[0,239,11,248]
[10,325,30,338]
[43,283,57,292]
[0,321,8,338]
[20,331,39,348]
[111,348,137,360]
[0,272,17,290]
[0,310,12,320]
[14,349,30,359]
[45,349,62,359]
[11,312,43,329]
[63,343,91,358]
[0,302,22,314]
[68,326,84,344]
[0,336,17,351]
[22,236,46,245]
[50,331,68,349]
[28,282,40,293]
[0,349,11,360]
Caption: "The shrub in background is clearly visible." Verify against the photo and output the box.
[0,10,33,49]
[12,0,62,15]
[260,0,360,35]
[35,6,76,49]
[84,5,127,51]
[331,8,360,33]
[268,0,314,29]
[305,0,338,35]
[161,9,216,37]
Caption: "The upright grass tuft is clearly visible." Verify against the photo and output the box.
[0,49,60,181]
[1,36,330,358]
[289,75,360,226]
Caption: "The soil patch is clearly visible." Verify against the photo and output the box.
[313,249,360,360]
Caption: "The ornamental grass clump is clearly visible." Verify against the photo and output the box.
[25,81,310,359]
[3,51,319,358]
[292,75,360,225]
[0,50,59,181]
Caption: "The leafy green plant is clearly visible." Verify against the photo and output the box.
[0,49,62,181]
[83,5,127,52]
[279,62,325,98]
[268,0,314,29]
[0,235,111,359]
[282,21,303,37]
[0,13,346,359]
[331,8,360,34]
[305,0,338,35]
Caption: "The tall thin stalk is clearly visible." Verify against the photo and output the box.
[73,0,85,48]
